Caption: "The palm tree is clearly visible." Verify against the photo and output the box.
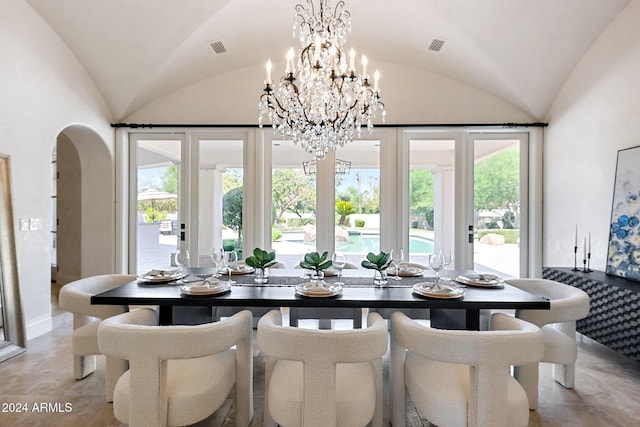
[336,200,356,226]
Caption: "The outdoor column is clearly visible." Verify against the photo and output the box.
[199,168,224,257]
[433,167,455,253]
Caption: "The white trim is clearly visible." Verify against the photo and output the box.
[26,315,53,341]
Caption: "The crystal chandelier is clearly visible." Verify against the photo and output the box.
[258,0,386,160]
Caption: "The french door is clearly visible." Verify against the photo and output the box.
[467,133,530,278]
[126,128,538,278]
[129,131,249,274]
[403,131,532,278]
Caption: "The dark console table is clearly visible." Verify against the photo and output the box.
[543,267,640,362]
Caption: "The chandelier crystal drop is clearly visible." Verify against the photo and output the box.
[258,0,386,160]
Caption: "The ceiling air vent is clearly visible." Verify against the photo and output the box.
[209,41,227,54]
[427,38,446,52]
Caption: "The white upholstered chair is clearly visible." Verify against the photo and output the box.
[505,278,590,409]
[98,308,253,427]
[391,311,544,427]
[58,274,135,401]
[257,310,388,427]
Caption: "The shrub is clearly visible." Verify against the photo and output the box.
[272,227,282,241]
[354,219,365,227]
[477,229,519,244]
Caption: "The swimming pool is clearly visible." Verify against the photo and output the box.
[336,234,434,253]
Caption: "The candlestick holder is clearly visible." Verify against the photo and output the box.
[586,252,593,272]
[572,246,579,271]
[582,257,588,273]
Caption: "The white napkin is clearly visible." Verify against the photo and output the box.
[185,276,221,289]
[146,268,179,277]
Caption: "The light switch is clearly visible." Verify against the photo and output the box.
[29,217,41,231]
[20,218,29,231]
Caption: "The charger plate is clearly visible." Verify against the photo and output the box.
[388,266,424,277]
[229,265,255,275]
[455,274,504,288]
[295,282,343,298]
[412,282,465,299]
[137,269,184,283]
[180,280,230,296]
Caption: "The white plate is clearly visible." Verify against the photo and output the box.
[228,265,255,275]
[388,266,424,277]
[180,281,231,296]
[412,282,465,299]
[295,282,343,297]
[455,274,504,288]
[137,270,184,283]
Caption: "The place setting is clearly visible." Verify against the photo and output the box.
[412,251,464,299]
[295,251,343,298]
[454,273,505,288]
[178,275,231,296]
[136,268,185,284]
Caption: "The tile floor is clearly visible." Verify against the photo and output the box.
[0,284,638,426]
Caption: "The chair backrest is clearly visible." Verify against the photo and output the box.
[391,311,543,427]
[257,310,388,426]
[59,274,135,320]
[507,278,590,326]
[98,309,253,427]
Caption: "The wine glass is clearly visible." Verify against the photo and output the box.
[223,250,238,284]
[429,252,444,289]
[390,248,404,280]
[210,246,224,277]
[174,248,190,276]
[441,249,452,281]
[332,252,346,286]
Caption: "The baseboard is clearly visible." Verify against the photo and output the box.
[26,314,53,341]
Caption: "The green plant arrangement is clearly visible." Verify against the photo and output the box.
[299,251,332,280]
[361,251,391,271]
[244,248,277,284]
[361,251,391,286]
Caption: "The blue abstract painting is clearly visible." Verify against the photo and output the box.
[607,146,640,281]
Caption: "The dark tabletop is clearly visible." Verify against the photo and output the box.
[91,268,549,311]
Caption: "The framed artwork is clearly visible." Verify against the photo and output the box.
[606,145,640,281]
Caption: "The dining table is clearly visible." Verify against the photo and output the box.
[91,268,550,330]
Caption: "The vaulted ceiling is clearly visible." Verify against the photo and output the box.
[26,0,631,121]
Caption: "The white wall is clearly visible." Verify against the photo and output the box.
[544,1,640,271]
[124,61,534,124]
[0,0,114,339]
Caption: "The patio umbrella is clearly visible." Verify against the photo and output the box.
[137,190,177,222]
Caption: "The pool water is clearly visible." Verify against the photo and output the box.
[335,234,434,254]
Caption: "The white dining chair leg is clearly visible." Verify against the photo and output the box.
[74,354,96,380]
[552,321,577,388]
[514,362,539,410]
[104,356,128,402]
[390,324,407,427]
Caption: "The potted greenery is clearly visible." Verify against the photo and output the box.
[299,251,332,281]
[244,248,277,284]
[361,251,391,286]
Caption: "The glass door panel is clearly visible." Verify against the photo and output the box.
[134,138,182,274]
[472,138,521,278]
[408,139,454,266]
[197,139,244,266]
[271,140,317,267]
[334,140,380,267]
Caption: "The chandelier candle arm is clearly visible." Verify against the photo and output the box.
[258,0,386,160]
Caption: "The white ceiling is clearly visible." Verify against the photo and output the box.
[26,0,630,121]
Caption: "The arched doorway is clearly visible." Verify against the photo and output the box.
[53,125,115,285]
